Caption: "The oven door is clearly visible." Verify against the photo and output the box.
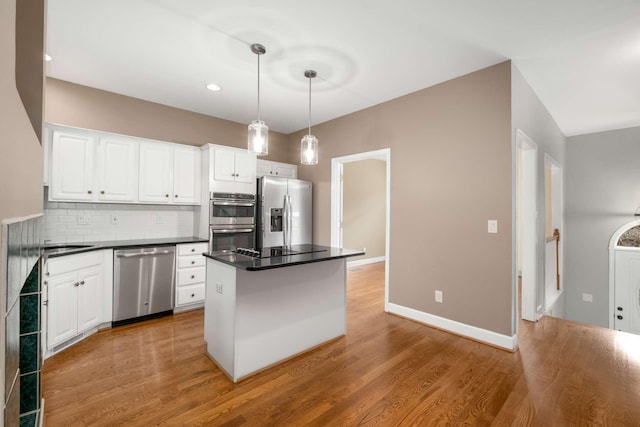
[209,226,255,253]
[209,199,255,225]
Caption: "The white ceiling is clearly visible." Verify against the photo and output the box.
[46,0,640,136]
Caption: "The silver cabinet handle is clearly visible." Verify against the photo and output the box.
[116,250,173,258]
[80,280,85,285]
[212,228,254,234]
[212,201,255,207]
[74,282,80,287]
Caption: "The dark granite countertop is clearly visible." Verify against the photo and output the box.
[203,244,365,271]
[44,236,208,259]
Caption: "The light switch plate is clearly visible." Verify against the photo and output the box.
[488,220,498,234]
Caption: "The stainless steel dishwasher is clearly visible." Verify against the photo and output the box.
[113,246,176,326]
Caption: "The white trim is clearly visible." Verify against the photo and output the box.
[388,303,518,351]
[608,219,640,329]
[331,148,391,312]
[515,129,538,325]
[347,256,386,268]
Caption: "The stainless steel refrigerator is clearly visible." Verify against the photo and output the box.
[257,176,312,248]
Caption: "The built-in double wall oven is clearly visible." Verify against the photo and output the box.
[209,192,256,253]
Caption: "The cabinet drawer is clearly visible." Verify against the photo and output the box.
[177,243,208,256]
[177,267,205,286]
[177,255,206,269]
[177,284,205,305]
[47,250,103,276]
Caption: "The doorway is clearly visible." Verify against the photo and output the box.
[331,149,390,311]
[516,130,538,322]
[544,154,564,316]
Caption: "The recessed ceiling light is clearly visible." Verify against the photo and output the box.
[45,54,52,61]
[206,83,221,92]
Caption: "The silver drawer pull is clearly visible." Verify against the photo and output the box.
[212,228,254,234]
[117,250,173,258]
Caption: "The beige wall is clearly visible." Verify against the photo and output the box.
[15,0,45,143]
[45,78,293,162]
[343,159,386,262]
[292,62,513,336]
[1,1,44,222]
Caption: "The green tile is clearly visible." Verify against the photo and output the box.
[19,333,39,374]
[22,263,39,294]
[19,372,39,413]
[19,294,39,334]
[19,412,37,427]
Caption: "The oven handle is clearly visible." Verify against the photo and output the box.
[211,201,255,207]
[211,228,255,234]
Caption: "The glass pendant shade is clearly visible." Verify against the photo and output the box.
[248,119,269,156]
[248,43,268,156]
[301,134,318,165]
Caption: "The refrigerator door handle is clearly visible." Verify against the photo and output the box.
[283,194,292,248]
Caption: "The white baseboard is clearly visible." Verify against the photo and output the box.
[387,303,517,351]
[347,256,385,268]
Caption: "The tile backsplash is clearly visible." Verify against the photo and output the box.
[44,202,197,243]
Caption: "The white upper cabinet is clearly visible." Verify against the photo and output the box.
[213,148,236,182]
[209,145,256,193]
[256,159,297,179]
[173,146,201,204]
[98,136,138,202]
[138,142,173,203]
[234,150,256,183]
[46,124,200,205]
[50,129,96,201]
[139,142,201,205]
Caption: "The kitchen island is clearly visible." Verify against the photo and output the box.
[203,244,364,382]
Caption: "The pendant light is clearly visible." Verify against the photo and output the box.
[301,70,318,165]
[248,43,268,156]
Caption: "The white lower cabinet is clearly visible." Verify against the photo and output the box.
[175,242,208,309]
[44,250,113,354]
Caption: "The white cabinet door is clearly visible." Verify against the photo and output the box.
[273,163,297,179]
[173,146,200,204]
[256,160,271,178]
[234,150,256,183]
[48,272,79,347]
[50,130,96,201]
[213,148,236,182]
[139,142,173,203]
[77,266,102,332]
[256,159,296,179]
[98,137,138,202]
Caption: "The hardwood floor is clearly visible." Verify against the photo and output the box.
[42,262,640,426]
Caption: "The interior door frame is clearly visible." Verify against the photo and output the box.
[331,148,391,311]
[516,129,539,323]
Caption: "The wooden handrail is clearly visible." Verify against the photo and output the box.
[553,228,560,290]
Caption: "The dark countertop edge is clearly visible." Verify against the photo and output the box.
[203,247,365,271]
[44,236,208,259]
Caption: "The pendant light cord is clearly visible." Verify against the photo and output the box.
[257,53,261,121]
[308,75,312,135]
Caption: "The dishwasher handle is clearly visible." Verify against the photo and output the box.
[116,250,174,258]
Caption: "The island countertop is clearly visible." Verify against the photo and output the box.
[203,244,364,271]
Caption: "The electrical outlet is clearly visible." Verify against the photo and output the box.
[216,282,223,294]
[77,214,91,225]
[435,290,443,303]
[488,220,498,234]
[110,215,119,225]
[582,293,593,303]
